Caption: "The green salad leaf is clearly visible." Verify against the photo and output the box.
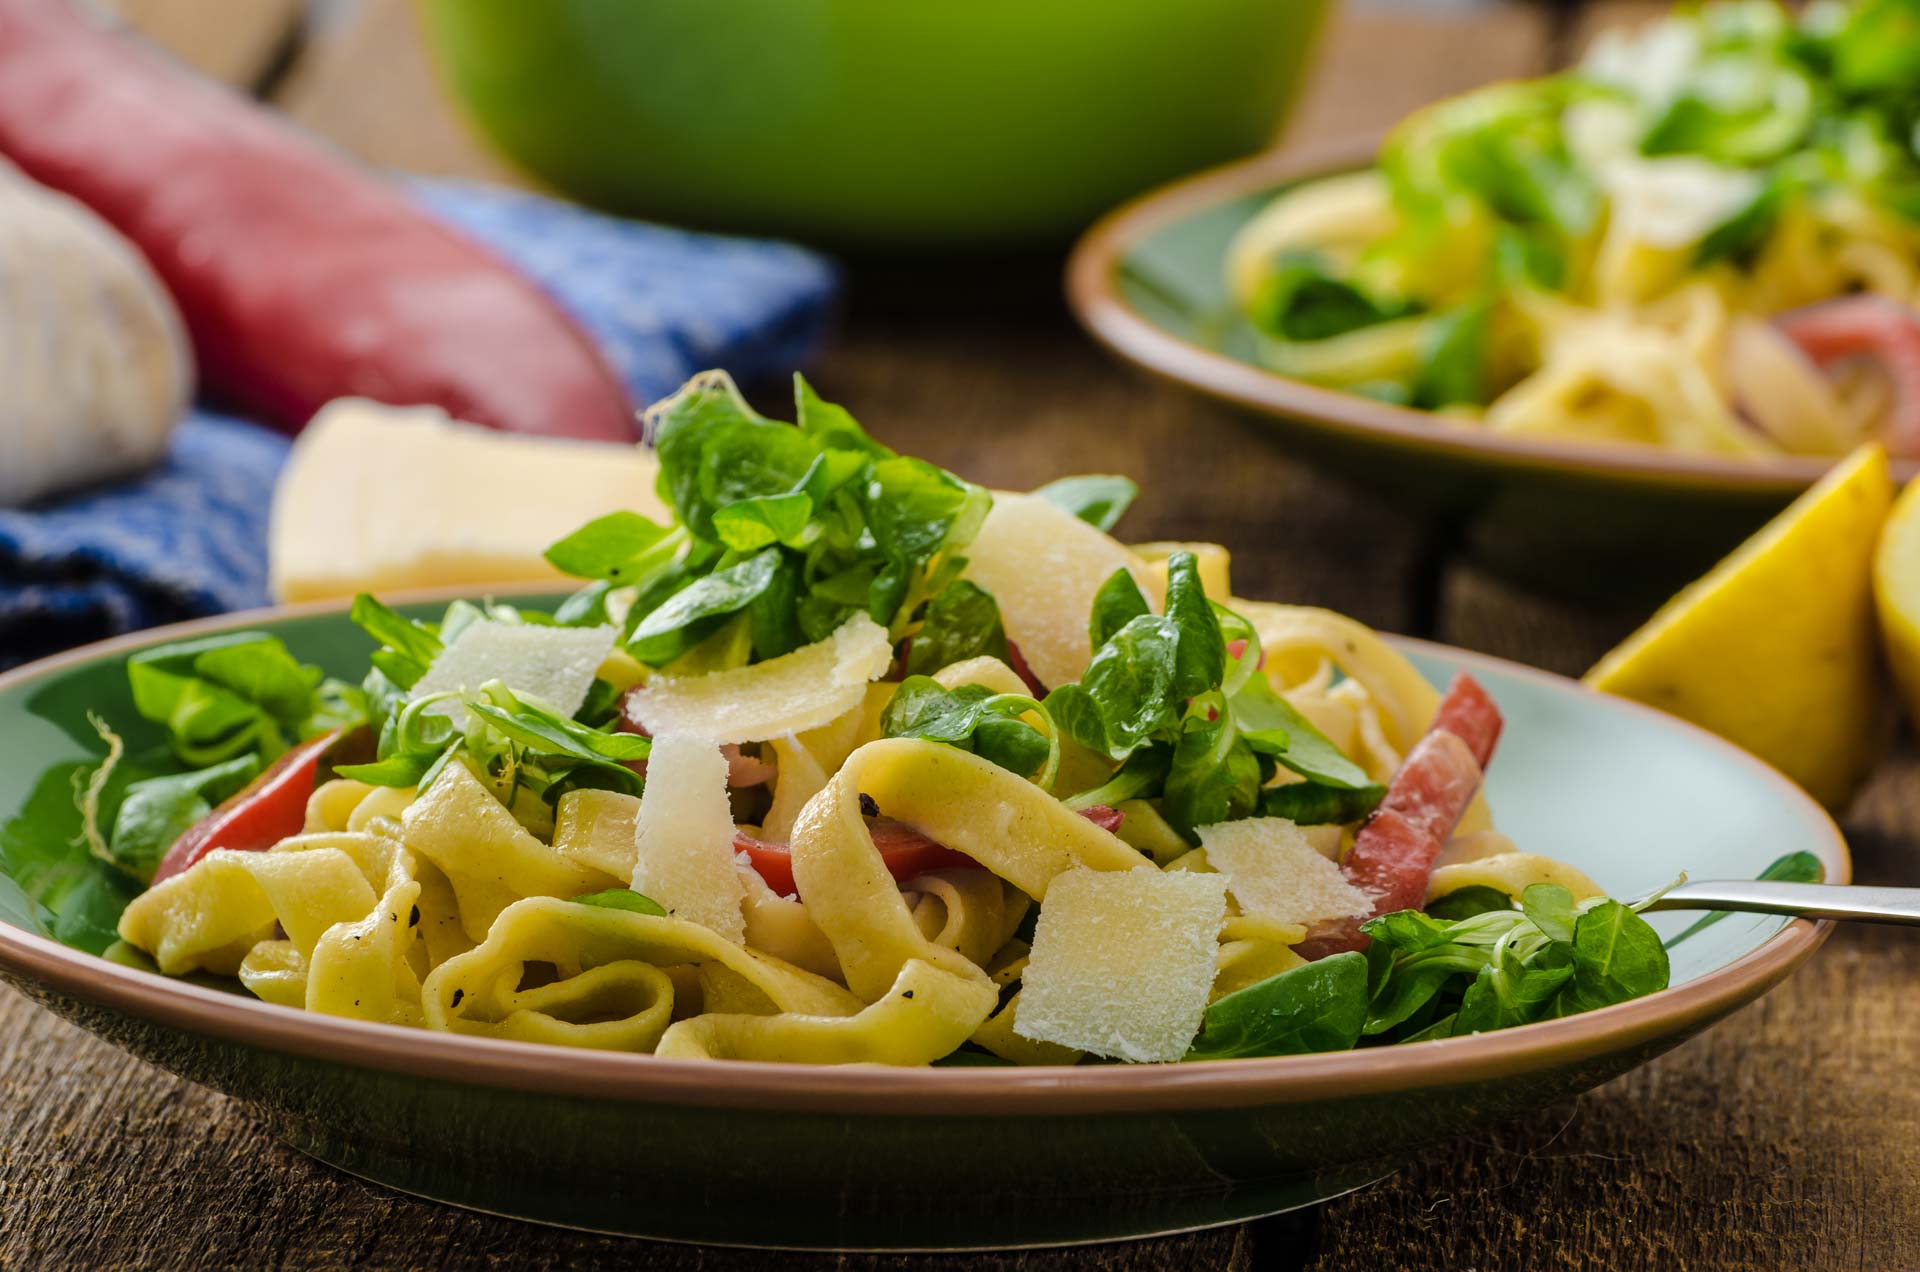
[904,580,1009,677]
[573,888,668,917]
[1186,952,1370,1059]
[1045,551,1380,842]
[1031,474,1140,533]
[127,632,361,767]
[105,755,260,881]
[880,677,1057,785]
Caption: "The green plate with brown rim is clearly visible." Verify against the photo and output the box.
[1065,142,1920,602]
[0,594,1847,1249]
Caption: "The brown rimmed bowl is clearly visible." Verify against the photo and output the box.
[0,596,1848,1249]
[1065,142,1920,601]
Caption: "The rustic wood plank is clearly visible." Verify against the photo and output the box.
[106,0,303,91]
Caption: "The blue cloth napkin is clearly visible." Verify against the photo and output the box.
[0,181,840,668]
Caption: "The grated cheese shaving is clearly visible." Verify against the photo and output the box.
[411,620,616,726]
[1014,867,1227,1063]
[625,613,892,745]
[1197,817,1374,928]
[630,734,746,944]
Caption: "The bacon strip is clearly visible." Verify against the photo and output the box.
[1296,673,1501,959]
[1775,296,1920,459]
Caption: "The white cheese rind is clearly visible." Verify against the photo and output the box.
[629,734,747,944]
[1013,867,1227,1063]
[269,400,669,602]
[412,620,617,725]
[1198,817,1373,928]
[626,613,892,745]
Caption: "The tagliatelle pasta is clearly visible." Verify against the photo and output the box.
[101,370,1672,1065]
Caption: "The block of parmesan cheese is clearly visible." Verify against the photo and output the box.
[625,613,892,745]
[410,619,616,725]
[1014,867,1227,1063]
[1198,818,1373,928]
[269,399,669,603]
[630,734,746,943]
[963,493,1160,691]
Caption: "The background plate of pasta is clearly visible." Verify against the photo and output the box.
[0,371,1847,1247]
[1069,0,1920,598]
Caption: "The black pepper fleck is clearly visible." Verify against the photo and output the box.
[859,793,879,818]
[902,989,915,999]
[408,905,420,927]
[450,989,465,1008]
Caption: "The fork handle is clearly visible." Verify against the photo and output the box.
[1643,880,1920,926]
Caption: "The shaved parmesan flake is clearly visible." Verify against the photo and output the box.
[627,613,892,745]
[412,620,616,725]
[630,734,746,943]
[1198,818,1373,928]
[964,493,1159,691]
[1014,867,1227,1063]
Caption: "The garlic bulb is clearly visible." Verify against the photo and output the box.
[0,159,190,506]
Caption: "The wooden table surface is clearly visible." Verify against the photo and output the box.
[6,2,1918,1268]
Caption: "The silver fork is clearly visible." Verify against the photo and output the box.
[1640,880,1920,926]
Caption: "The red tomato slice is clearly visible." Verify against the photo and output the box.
[151,728,349,884]
[736,805,1125,898]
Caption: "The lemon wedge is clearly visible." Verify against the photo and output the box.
[1873,470,1920,735]
[1585,443,1892,809]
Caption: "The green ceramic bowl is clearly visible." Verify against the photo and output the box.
[413,0,1333,250]
[1066,143,1920,601]
[0,597,1846,1249]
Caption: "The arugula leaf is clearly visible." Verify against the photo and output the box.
[1548,900,1670,1016]
[1424,884,1515,922]
[794,374,889,457]
[0,761,144,954]
[1088,568,1153,651]
[905,580,1009,677]
[573,888,668,917]
[1185,951,1370,1059]
[465,683,652,765]
[543,511,687,587]
[127,632,349,767]
[1245,250,1417,342]
[1045,616,1182,760]
[105,755,260,881]
[1031,475,1140,533]
[711,492,816,552]
[349,594,444,690]
[1259,781,1385,826]
[1162,554,1226,701]
[556,371,992,671]
[1520,882,1577,945]
[880,677,1056,783]
[1230,673,1379,791]
[1453,945,1574,1035]
[628,547,783,665]
[862,456,991,626]
[1411,298,1489,409]
[1160,696,1263,841]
